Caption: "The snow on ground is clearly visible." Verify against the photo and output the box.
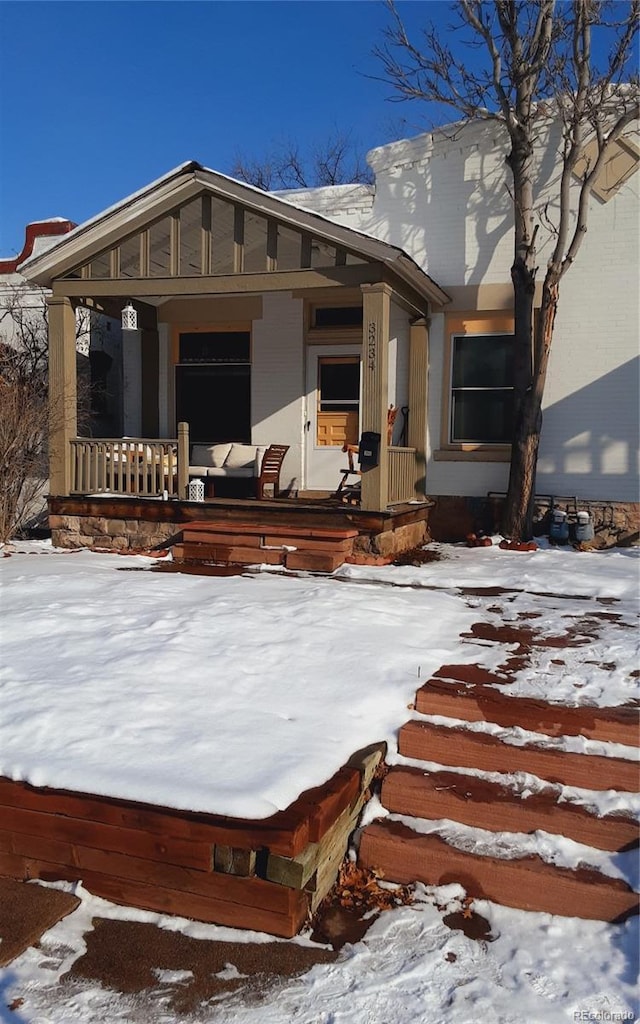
[0,542,474,818]
[0,541,638,819]
[0,540,638,1023]
[1,880,637,1024]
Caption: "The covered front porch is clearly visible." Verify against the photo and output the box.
[21,161,448,551]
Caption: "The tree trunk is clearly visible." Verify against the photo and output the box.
[502,272,560,540]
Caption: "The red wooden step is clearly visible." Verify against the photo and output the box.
[186,521,359,540]
[359,819,639,922]
[285,551,345,573]
[381,767,639,852]
[263,535,354,553]
[416,678,640,747]
[181,531,264,548]
[434,664,512,685]
[173,543,285,566]
[398,719,639,792]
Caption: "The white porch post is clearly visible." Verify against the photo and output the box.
[122,327,142,436]
[157,322,171,437]
[408,316,429,499]
[360,283,391,511]
[47,294,77,496]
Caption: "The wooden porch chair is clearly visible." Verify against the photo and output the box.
[256,444,289,499]
[334,406,399,503]
[335,443,361,503]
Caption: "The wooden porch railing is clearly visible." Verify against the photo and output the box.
[388,446,420,504]
[70,424,190,499]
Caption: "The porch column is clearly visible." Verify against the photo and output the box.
[157,323,170,437]
[47,294,77,496]
[360,282,391,511]
[408,316,430,499]
[122,328,142,436]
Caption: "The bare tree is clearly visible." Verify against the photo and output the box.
[0,283,96,542]
[232,130,374,189]
[376,0,639,539]
[0,284,50,541]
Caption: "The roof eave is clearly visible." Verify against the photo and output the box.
[19,163,449,306]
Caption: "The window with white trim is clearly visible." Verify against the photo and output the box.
[450,332,514,444]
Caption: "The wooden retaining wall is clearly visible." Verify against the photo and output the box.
[0,744,384,938]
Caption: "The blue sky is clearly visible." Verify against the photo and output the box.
[0,0,452,258]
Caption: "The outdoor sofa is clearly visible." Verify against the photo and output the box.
[188,442,289,499]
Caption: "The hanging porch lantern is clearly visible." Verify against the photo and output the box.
[121,300,138,330]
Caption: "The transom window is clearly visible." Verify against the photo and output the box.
[450,333,514,444]
[313,305,363,328]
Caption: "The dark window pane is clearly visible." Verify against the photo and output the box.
[452,334,513,388]
[319,359,360,402]
[314,306,363,328]
[452,390,514,443]
[179,332,250,363]
[176,365,250,442]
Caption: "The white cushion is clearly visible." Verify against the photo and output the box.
[224,443,257,469]
[206,466,255,478]
[191,443,232,468]
[255,446,267,474]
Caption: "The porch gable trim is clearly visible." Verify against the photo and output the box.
[20,162,450,308]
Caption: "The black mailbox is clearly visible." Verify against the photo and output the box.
[358,431,381,469]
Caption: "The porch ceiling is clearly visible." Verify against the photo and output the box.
[20,161,450,310]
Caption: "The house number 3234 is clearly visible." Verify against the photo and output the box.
[367,322,377,370]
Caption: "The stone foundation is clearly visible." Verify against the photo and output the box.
[427,495,639,548]
[49,511,430,560]
[49,514,180,552]
[352,519,429,557]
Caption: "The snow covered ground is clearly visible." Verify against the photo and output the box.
[0,539,638,1023]
[1,540,637,819]
[1,878,638,1024]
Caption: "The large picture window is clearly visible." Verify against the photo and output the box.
[175,330,251,442]
[450,333,514,444]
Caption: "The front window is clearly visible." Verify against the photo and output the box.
[175,330,251,442]
[450,333,514,444]
[316,356,360,446]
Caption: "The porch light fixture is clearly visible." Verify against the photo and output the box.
[121,300,138,331]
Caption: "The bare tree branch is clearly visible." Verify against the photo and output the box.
[232,131,373,190]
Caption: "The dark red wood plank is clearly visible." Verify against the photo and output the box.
[416,679,640,746]
[359,820,639,922]
[399,720,639,791]
[381,767,639,852]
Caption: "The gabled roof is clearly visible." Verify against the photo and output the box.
[19,161,449,306]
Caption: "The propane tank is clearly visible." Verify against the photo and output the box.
[549,509,569,545]
[575,510,594,543]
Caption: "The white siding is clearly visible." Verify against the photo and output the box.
[389,302,410,441]
[251,292,305,492]
[536,178,640,500]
